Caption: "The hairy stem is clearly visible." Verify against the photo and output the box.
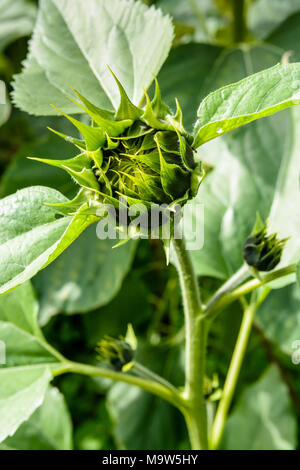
[205,263,251,313]
[205,264,296,320]
[53,361,184,411]
[133,361,179,395]
[173,238,208,450]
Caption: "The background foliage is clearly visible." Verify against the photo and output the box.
[1,0,300,450]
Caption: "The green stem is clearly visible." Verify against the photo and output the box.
[205,264,296,320]
[53,360,184,411]
[210,288,269,450]
[173,238,209,450]
[205,263,250,313]
[210,301,256,449]
[233,0,246,43]
[132,361,179,395]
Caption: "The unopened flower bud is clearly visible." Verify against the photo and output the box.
[243,214,287,272]
[96,336,134,371]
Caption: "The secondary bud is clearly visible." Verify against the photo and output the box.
[243,214,287,272]
[96,336,134,371]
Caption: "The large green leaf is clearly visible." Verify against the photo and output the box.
[159,43,282,131]
[180,46,300,284]
[3,386,73,450]
[33,227,136,324]
[0,99,10,128]
[0,285,64,443]
[0,130,77,198]
[193,63,300,148]
[0,365,52,443]
[158,43,222,130]
[268,11,300,63]
[0,0,36,51]
[248,0,300,39]
[187,109,292,280]
[12,0,173,115]
[0,281,40,337]
[83,272,151,346]
[256,284,300,356]
[107,346,186,450]
[0,186,97,295]
[222,366,297,450]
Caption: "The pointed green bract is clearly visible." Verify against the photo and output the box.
[51,106,106,151]
[109,67,143,122]
[29,154,100,192]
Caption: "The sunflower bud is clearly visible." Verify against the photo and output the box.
[96,336,134,371]
[31,71,204,239]
[243,214,287,272]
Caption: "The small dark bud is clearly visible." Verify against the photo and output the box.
[243,214,287,272]
[96,336,134,371]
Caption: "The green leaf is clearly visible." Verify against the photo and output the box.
[0,0,36,51]
[0,282,40,337]
[0,186,98,295]
[256,284,300,356]
[33,226,136,324]
[158,43,222,130]
[0,366,52,443]
[83,273,151,346]
[0,99,11,128]
[181,47,300,284]
[186,110,292,280]
[193,63,300,148]
[13,0,173,115]
[3,386,73,450]
[0,285,64,443]
[107,346,186,450]
[0,130,78,199]
[222,366,297,450]
[248,0,300,39]
[268,11,300,63]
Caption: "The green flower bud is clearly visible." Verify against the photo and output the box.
[243,214,287,272]
[96,336,134,371]
[31,71,204,238]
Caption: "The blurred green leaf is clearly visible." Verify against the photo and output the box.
[13,0,173,115]
[83,273,151,346]
[0,100,11,128]
[158,43,222,130]
[3,386,73,450]
[185,109,292,279]
[222,366,297,449]
[0,366,52,443]
[0,283,65,444]
[248,0,300,39]
[0,0,36,52]
[256,284,300,356]
[33,226,136,324]
[0,281,40,337]
[181,46,300,283]
[107,345,186,450]
[0,131,77,198]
